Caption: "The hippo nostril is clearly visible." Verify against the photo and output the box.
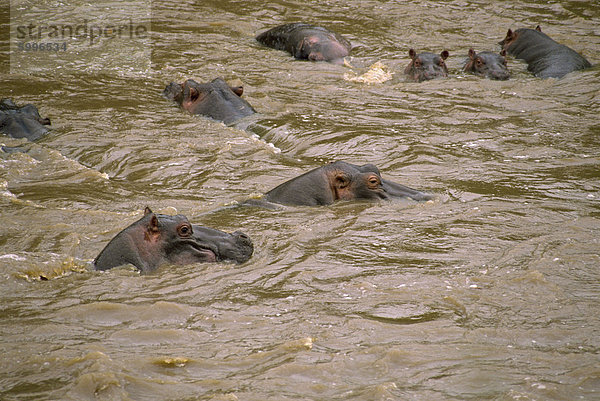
[233,231,253,246]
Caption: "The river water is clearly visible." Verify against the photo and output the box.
[1,1,599,400]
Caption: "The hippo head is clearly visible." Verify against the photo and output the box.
[93,208,253,273]
[498,25,543,54]
[404,49,450,82]
[324,162,433,203]
[498,28,517,50]
[464,49,510,80]
[163,78,255,125]
[264,161,432,206]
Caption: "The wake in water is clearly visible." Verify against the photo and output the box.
[343,60,394,84]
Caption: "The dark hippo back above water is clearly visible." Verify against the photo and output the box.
[0,98,51,141]
[463,49,510,80]
[256,23,351,63]
[499,26,592,79]
[404,49,450,82]
[163,78,256,125]
[93,208,254,273]
[261,161,432,206]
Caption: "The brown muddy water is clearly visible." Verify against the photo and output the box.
[1,1,600,400]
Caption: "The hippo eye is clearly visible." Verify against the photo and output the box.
[178,224,192,237]
[414,59,422,67]
[367,175,380,188]
[476,59,484,67]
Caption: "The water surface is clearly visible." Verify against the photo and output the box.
[1,1,599,400]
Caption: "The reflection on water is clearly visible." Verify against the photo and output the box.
[1,0,599,399]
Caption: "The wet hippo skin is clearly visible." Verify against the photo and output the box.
[94,208,254,273]
[163,78,256,125]
[463,49,510,80]
[261,161,432,206]
[0,98,51,141]
[499,26,592,78]
[256,23,351,63]
[404,49,450,82]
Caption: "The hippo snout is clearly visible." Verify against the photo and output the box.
[231,231,254,264]
[233,231,252,246]
[163,82,184,103]
[490,70,510,80]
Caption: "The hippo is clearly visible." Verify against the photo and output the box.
[259,161,432,206]
[0,98,51,141]
[255,23,351,63]
[93,208,253,273]
[163,78,256,125]
[404,49,450,82]
[498,26,592,78]
[463,49,510,80]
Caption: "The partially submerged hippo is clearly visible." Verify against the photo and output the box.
[256,22,351,63]
[463,49,510,80]
[404,49,450,82]
[163,78,256,125]
[94,208,253,273]
[0,98,51,141]
[261,161,432,206]
[499,26,592,78]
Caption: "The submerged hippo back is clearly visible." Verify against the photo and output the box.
[256,23,350,62]
[0,99,51,141]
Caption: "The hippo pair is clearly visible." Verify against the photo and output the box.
[404,48,511,82]
[95,161,432,273]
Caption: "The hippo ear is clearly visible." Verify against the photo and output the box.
[38,117,51,125]
[230,86,244,97]
[148,214,160,233]
[535,25,542,32]
[334,173,350,189]
[408,48,416,60]
[506,29,513,39]
[468,48,476,59]
[440,50,449,60]
[144,207,153,215]
[189,87,199,102]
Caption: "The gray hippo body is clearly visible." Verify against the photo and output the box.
[499,26,591,78]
